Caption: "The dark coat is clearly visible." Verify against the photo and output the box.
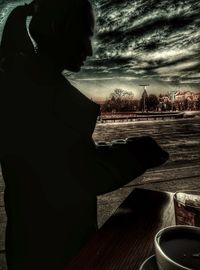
[0,53,145,270]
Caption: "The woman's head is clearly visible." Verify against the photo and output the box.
[29,0,94,72]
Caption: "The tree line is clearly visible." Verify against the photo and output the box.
[100,89,200,113]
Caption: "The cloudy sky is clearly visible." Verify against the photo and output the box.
[0,0,199,99]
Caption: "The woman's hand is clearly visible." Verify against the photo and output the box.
[126,136,169,170]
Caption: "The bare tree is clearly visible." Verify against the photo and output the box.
[110,89,134,99]
[101,89,135,112]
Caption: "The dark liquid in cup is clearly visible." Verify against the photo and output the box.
[160,230,200,269]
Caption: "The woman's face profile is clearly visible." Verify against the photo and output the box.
[61,5,94,72]
[60,20,94,72]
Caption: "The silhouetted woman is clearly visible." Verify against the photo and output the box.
[0,0,168,269]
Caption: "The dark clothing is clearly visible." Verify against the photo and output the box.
[0,53,145,269]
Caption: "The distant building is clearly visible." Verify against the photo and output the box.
[175,91,200,101]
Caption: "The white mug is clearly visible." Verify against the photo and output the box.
[154,225,200,270]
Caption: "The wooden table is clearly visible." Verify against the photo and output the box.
[65,188,175,270]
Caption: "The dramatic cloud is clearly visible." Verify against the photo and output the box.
[0,0,199,99]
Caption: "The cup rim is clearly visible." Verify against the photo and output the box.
[139,254,156,270]
[174,190,200,209]
[154,225,200,270]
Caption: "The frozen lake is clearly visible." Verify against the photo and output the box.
[93,117,200,171]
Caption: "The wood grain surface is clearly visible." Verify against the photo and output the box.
[65,188,175,270]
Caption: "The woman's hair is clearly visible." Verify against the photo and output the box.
[0,4,35,60]
[0,2,37,72]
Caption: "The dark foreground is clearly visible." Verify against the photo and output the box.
[0,117,200,270]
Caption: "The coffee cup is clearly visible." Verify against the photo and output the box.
[154,225,200,270]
